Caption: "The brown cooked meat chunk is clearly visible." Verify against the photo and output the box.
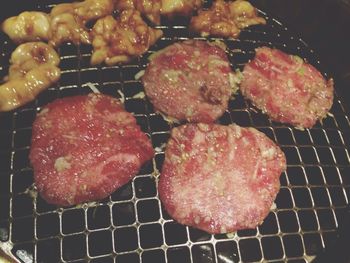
[91,10,163,65]
[190,0,266,38]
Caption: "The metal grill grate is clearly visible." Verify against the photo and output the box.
[1,1,350,262]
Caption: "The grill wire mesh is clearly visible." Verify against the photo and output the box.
[1,1,350,262]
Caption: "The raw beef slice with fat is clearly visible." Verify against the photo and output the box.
[142,40,237,123]
[30,93,154,206]
[159,123,286,234]
[241,46,334,128]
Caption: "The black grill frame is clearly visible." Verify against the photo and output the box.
[1,1,350,262]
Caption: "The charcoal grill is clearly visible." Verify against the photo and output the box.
[1,0,350,262]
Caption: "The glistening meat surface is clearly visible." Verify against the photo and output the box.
[29,93,154,206]
[240,46,334,128]
[142,40,236,123]
[159,123,286,234]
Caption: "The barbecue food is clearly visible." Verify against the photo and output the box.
[90,10,163,65]
[1,11,51,43]
[49,13,91,46]
[161,0,202,17]
[29,93,154,206]
[240,47,334,128]
[0,64,60,112]
[159,123,286,234]
[0,42,60,112]
[51,0,115,23]
[115,0,162,25]
[1,0,114,46]
[190,0,266,38]
[49,0,114,46]
[142,40,236,123]
[7,42,60,80]
[115,0,202,25]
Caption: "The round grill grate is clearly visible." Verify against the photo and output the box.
[0,1,350,262]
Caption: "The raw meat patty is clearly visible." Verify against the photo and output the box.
[29,93,154,206]
[142,40,236,123]
[159,123,286,234]
[241,46,334,128]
